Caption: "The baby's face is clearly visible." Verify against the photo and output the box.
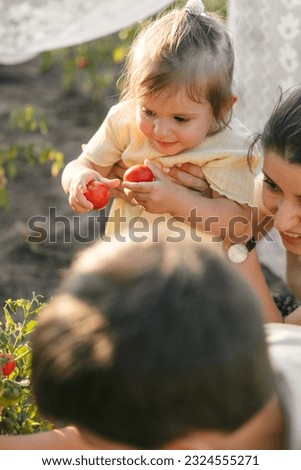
[136,88,214,156]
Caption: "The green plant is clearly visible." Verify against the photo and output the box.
[0,105,64,208]
[204,0,227,18]
[0,295,53,435]
[39,28,136,101]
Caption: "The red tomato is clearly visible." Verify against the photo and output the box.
[123,165,154,183]
[76,56,89,68]
[0,353,16,377]
[84,181,110,210]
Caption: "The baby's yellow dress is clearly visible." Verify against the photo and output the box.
[82,99,262,240]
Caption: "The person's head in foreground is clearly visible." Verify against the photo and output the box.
[254,86,301,256]
[32,235,284,449]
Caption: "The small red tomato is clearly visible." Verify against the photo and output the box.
[123,164,154,183]
[84,181,110,210]
[76,56,89,68]
[0,353,16,377]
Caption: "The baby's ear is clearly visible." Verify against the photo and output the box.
[225,94,238,113]
[219,95,238,121]
[231,94,238,106]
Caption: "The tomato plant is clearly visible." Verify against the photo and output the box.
[76,56,89,69]
[0,354,16,377]
[0,105,64,208]
[123,164,154,183]
[0,296,53,435]
[84,180,110,210]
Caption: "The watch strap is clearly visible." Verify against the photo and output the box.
[245,236,256,253]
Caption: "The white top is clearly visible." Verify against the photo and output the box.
[266,323,301,449]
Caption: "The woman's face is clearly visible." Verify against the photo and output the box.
[262,151,301,255]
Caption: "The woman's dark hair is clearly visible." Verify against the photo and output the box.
[32,237,274,449]
[249,86,301,164]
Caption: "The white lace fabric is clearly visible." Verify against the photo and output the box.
[1,0,301,136]
[228,0,301,132]
[0,0,173,65]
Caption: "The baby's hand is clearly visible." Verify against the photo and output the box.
[122,160,181,214]
[69,170,119,213]
[107,160,137,205]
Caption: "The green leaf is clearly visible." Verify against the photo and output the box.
[23,319,38,336]
[1,295,53,434]
[4,308,16,329]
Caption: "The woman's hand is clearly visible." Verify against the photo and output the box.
[284,306,301,326]
[108,159,127,181]
[164,162,211,196]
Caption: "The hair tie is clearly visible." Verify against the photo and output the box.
[185,0,206,16]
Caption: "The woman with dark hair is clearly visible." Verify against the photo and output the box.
[252,87,301,301]
[150,86,301,325]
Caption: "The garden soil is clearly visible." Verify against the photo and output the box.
[0,56,118,310]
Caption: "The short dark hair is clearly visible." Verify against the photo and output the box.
[251,86,301,164]
[32,238,274,449]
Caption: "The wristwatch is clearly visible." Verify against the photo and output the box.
[227,237,256,264]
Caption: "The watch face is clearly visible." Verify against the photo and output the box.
[227,244,249,264]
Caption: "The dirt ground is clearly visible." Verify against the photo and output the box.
[0,56,118,308]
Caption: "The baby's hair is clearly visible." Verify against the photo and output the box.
[120,1,234,127]
[249,86,301,165]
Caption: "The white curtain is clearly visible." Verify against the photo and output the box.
[2,0,300,132]
[0,0,173,65]
[228,0,301,133]
[227,0,301,282]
